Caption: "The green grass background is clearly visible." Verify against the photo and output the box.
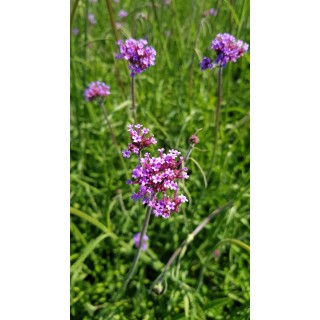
[70,0,250,318]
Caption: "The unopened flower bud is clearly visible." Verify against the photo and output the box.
[189,134,200,145]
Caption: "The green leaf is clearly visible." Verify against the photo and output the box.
[71,233,109,272]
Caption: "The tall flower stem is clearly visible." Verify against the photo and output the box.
[188,17,204,105]
[114,204,153,299]
[105,0,119,41]
[98,100,119,148]
[105,0,126,97]
[70,0,80,30]
[214,67,223,155]
[98,100,131,182]
[208,66,223,178]
[150,202,232,294]
[131,76,137,124]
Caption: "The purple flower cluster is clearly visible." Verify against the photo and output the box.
[204,8,218,16]
[88,13,96,25]
[199,57,214,71]
[83,81,110,101]
[211,33,249,67]
[115,38,156,77]
[127,148,189,219]
[118,10,128,18]
[133,232,148,250]
[200,33,249,70]
[122,124,157,158]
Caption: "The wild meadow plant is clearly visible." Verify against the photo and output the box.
[71,1,250,317]
[116,124,191,298]
[199,33,249,169]
[115,38,156,123]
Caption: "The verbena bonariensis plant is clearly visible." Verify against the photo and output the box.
[125,124,189,219]
[83,81,130,180]
[115,124,190,298]
[115,38,156,123]
[199,33,249,170]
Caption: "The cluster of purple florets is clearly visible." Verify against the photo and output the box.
[122,124,157,158]
[200,33,249,70]
[83,81,111,101]
[123,124,189,219]
[200,57,214,71]
[133,232,148,251]
[115,38,156,77]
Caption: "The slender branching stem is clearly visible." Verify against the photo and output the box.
[70,0,80,30]
[105,0,118,41]
[131,76,137,124]
[188,17,204,103]
[214,67,223,158]
[98,100,119,148]
[115,204,153,299]
[150,202,232,293]
[208,66,223,179]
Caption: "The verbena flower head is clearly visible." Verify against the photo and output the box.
[133,232,148,250]
[127,148,189,219]
[118,10,128,18]
[115,38,156,77]
[83,81,110,101]
[204,8,217,16]
[122,124,157,158]
[88,13,96,25]
[211,33,249,67]
[115,22,122,30]
[123,124,189,219]
[200,33,249,69]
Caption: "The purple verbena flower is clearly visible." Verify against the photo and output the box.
[211,33,249,67]
[163,0,170,5]
[89,0,97,3]
[199,57,214,71]
[115,38,156,77]
[126,148,189,219]
[83,81,110,101]
[200,33,249,70]
[133,232,148,250]
[88,13,96,25]
[72,28,79,36]
[115,22,122,30]
[122,124,157,157]
[118,10,128,18]
[204,8,218,16]
[114,0,119,2]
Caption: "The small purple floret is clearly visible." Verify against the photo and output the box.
[199,57,214,70]
[88,13,96,25]
[83,81,110,101]
[72,28,79,36]
[118,10,128,18]
[133,232,148,250]
[204,8,218,16]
